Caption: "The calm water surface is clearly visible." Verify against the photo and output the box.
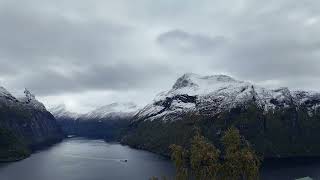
[0,138,320,180]
[0,138,175,180]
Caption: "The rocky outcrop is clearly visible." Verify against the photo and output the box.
[0,87,63,161]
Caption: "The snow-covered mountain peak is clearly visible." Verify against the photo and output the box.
[159,73,247,100]
[84,102,140,119]
[49,104,81,119]
[0,86,15,98]
[137,73,320,122]
[173,73,238,90]
[0,86,11,96]
[0,86,18,103]
[18,89,46,111]
[24,88,36,101]
[0,87,49,111]
[95,102,138,112]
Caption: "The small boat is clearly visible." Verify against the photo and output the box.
[120,159,128,163]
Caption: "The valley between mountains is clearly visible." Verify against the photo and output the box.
[1,73,320,161]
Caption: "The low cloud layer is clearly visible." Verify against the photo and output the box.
[1,0,320,112]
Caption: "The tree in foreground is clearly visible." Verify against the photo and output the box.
[167,127,261,180]
[190,130,220,180]
[169,144,189,180]
[221,127,260,180]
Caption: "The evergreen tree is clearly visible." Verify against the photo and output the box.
[161,126,261,180]
[221,127,260,180]
[190,131,220,180]
[169,144,189,180]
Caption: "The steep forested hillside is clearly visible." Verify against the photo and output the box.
[0,88,63,161]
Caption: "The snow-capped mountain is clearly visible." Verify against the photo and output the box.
[49,102,140,139]
[50,102,140,121]
[82,102,140,120]
[49,104,81,119]
[136,73,320,121]
[0,87,47,111]
[0,86,63,161]
[18,89,46,111]
[0,86,19,104]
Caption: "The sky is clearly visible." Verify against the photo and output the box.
[0,0,320,113]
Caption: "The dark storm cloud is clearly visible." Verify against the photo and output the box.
[157,29,226,54]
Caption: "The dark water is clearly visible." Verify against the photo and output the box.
[0,138,319,180]
[0,138,175,180]
[261,158,320,180]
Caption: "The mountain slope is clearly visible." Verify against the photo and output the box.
[0,88,63,161]
[123,73,320,157]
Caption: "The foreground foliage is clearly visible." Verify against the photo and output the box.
[152,127,261,180]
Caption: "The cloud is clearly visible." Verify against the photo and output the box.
[157,29,226,54]
[8,63,172,96]
[0,2,130,65]
[1,0,320,111]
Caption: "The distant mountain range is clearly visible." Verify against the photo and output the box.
[49,102,140,140]
[0,87,63,162]
[50,102,139,120]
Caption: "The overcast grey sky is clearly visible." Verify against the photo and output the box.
[1,0,320,113]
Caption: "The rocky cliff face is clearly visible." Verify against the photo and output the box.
[123,73,320,157]
[0,87,63,161]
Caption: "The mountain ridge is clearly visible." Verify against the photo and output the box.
[50,102,140,140]
[136,73,320,122]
